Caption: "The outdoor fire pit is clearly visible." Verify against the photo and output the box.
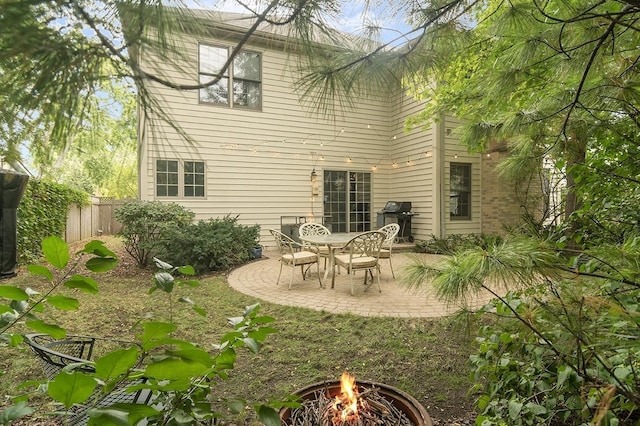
[280,372,433,425]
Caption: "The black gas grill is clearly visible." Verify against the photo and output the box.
[377,201,416,242]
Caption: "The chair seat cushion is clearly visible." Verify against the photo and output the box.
[334,254,378,269]
[378,249,391,258]
[282,251,318,265]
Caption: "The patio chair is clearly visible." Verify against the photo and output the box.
[333,231,385,296]
[24,333,153,426]
[269,229,324,290]
[378,223,401,278]
[298,222,332,269]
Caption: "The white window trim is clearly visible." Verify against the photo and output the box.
[155,159,206,199]
[198,43,262,110]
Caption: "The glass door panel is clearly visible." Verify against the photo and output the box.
[323,170,371,233]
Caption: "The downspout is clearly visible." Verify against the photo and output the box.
[435,113,446,238]
[137,101,145,200]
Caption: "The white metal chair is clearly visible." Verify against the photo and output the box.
[333,231,385,296]
[269,229,324,290]
[298,222,332,269]
[378,223,400,278]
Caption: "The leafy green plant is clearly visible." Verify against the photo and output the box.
[406,235,640,425]
[0,236,117,340]
[115,200,195,267]
[414,233,502,255]
[16,179,89,263]
[0,236,287,425]
[158,215,260,274]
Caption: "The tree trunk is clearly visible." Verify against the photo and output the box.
[564,135,587,223]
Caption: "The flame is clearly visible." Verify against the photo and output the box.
[333,371,359,421]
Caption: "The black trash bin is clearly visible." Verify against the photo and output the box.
[0,171,30,279]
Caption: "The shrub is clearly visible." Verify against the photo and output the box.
[472,281,640,426]
[158,215,260,274]
[414,233,502,255]
[115,200,195,267]
[407,235,640,425]
[17,179,89,263]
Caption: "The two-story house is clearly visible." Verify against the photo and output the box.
[135,9,537,245]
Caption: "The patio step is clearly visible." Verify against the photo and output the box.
[394,242,417,253]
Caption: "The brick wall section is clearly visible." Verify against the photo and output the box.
[480,150,543,235]
[481,151,516,234]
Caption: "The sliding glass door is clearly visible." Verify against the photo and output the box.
[323,170,371,233]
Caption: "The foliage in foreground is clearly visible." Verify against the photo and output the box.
[406,235,640,425]
[414,233,503,255]
[0,236,285,425]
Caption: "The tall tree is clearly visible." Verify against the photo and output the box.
[24,77,138,197]
[2,0,639,222]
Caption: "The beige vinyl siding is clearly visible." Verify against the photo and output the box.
[387,92,437,241]
[139,32,393,245]
[442,116,482,235]
[138,18,495,245]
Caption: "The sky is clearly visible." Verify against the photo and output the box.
[206,0,411,44]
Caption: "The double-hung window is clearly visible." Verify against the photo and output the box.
[450,163,471,220]
[156,159,205,198]
[199,44,261,109]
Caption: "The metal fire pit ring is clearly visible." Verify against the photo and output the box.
[279,379,433,426]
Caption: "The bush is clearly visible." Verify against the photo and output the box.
[158,215,260,274]
[115,200,195,267]
[472,280,640,426]
[409,235,640,425]
[17,179,89,263]
[414,233,502,255]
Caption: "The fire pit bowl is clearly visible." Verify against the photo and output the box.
[280,379,433,426]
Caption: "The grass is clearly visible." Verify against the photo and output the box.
[0,237,479,424]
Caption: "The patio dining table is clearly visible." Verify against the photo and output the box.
[299,232,360,288]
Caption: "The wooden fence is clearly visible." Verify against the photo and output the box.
[64,197,134,243]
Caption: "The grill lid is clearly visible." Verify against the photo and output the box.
[382,201,412,213]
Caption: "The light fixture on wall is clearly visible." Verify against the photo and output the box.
[310,168,318,183]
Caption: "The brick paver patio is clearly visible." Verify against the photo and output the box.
[228,248,498,318]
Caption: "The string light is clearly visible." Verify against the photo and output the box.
[219,139,454,170]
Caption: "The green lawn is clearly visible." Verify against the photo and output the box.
[0,239,479,424]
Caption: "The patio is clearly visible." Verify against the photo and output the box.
[228,247,498,318]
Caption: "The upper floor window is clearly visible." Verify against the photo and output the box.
[450,163,471,220]
[156,159,205,198]
[198,44,261,109]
